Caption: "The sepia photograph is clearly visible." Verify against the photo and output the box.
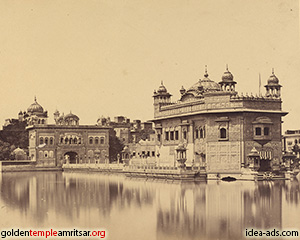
[0,0,299,239]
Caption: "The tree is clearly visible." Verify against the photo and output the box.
[0,119,28,158]
[0,140,12,160]
[109,129,124,163]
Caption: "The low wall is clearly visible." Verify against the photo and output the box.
[0,160,62,172]
[62,163,123,172]
[0,160,35,172]
[1,160,34,166]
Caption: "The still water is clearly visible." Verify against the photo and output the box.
[0,172,299,240]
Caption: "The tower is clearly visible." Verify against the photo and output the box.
[153,81,172,117]
[218,65,237,92]
[265,69,282,98]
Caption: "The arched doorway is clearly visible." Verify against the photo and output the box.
[64,151,78,164]
[259,159,271,172]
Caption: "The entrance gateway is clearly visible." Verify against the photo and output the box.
[64,151,78,164]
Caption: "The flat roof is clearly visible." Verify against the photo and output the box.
[26,124,111,130]
[151,108,288,121]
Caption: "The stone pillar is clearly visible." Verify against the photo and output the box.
[117,154,120,165]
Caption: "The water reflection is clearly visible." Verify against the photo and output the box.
[0,172,299,240]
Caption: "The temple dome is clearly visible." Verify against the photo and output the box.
[221,68,234,82]
[27,97,44,113]
[64,112,79,120]
[157,81,168,93]
[200,78,222,91]
[267,72,279,85]
[187,72,221,93]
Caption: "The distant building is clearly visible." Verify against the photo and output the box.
[151,67,287,174]
[97,115,156,162]
[3,97,47,128]
[283,130,300,153]
[12,147,27,160]
[26,100,110,167]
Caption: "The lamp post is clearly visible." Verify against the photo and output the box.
[122,146,130,166]
[247,147,260,171]
[175,143,187,170]
[282,151,296,171]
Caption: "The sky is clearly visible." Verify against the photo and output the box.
[0,0,299,131]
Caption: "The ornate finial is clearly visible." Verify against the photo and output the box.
[161,80,164,86]
[34,96,37,102]
[226,64,228,71]
[272,68,274,74]
[204,65,208,78]
[180,85,186,95]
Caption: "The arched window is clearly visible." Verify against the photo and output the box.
[255,127,262,136]
[44,151,48,158]
[200,128,203,138]
[60,137,64,144]
[100,137,105,144]
[49,151,54,158]
[78,137,82,144]
[65,137,69,144]
[45,137,48,145]
[89,137,93,144]
[74,138,77,144]
[41,119,45,124]
[264,127,269,136]
[195,129,199,139]
[50,137,53,145]
[69,137,73,144]
[170,131,174,140]
[39,137,44,145]
[95,137,99,144]
[39,151,43,158]
[203,126,206,138]
[220,128,227,139]
[175,131,179,140]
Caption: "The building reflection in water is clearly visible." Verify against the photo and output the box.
[0,172,299,240]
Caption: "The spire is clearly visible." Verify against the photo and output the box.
[204,65,208,78]
[226,64,228,71]
[34,96,37,102]
[272,68,274,75]
[180,85,186,95]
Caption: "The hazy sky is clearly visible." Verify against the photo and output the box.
[0,0,299,131]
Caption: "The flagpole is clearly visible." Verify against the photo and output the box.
[259,73,261,96]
